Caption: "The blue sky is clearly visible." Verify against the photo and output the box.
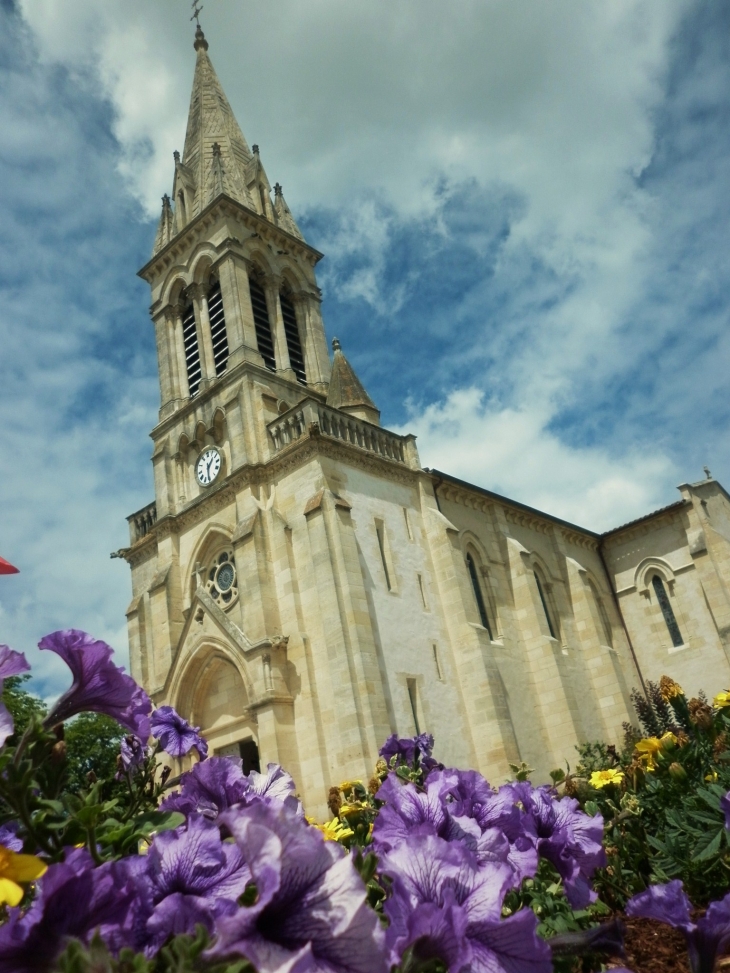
[1,0,729,698]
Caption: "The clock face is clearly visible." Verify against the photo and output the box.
[196,447,222,486]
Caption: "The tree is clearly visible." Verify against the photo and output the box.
[64,712,125,793]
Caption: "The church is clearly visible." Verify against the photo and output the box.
[119,25,730,815]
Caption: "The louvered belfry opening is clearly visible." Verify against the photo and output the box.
[181,299,202,397]
[248,275,276,371]
[280,290,307,384]
[207,279,229,376]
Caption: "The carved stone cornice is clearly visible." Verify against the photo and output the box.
[138,194,323,284]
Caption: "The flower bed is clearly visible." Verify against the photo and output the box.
[0,631,728,972]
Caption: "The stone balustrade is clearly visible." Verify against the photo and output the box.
[268,398,409,465]
[128,502,157,544]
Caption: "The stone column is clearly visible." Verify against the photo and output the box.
[152,311,174,414]
[215,254,246,365]
[163,307,182,399]
[300,290,332,392]
[172,303,191,399]
[191,284,216,386]
[264,277,293,377]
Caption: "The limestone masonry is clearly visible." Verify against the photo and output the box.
[120,27,730,816]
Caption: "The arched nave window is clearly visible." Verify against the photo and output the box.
[206,277,229,376]
[280,287,307,384]
[651,574,684,648]
[248,272,276,371]
[466,552,493,640]
[533,568,558,640]
[181,298,202,397]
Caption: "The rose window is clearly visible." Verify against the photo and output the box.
[206,549,238,609]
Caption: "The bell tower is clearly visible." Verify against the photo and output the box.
[122,24,407,810]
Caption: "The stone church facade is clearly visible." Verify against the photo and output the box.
[120,27,730,815]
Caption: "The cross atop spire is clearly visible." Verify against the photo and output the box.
[191,1,204,27]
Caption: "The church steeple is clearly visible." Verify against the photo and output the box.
[152,25,305,256]
[177,25,254,216]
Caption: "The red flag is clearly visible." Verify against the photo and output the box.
[0,556,18,575]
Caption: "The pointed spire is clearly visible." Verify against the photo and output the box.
[180,25,255,218]
[326,338,380,426]
[151,26,309,256]
[274,183,304,241]
[152,195,175,255]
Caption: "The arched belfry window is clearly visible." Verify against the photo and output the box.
[651,574,684,648]
[181,298,202,397]
[280,288,306,384]
[248,273,276,371]
[534,569,558,640]
[466,552,493,640]
[206,278,229,376]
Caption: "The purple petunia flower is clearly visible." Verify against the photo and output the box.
[129,813,251,953]
[0,848,138,972]
[372,771,538,888]
[150,705,208,759]
[0,821,22,853]
[627,880,730,973]
[379,732,438,773]
[116,735,148,779]
[40,630,151,740]
[380,833,552,973]
[504,781,605,908]
[207,800,388,973]
[161,756,250,818]
[161,757,301,820]
[0,644,31,746]
[0,645,30,682]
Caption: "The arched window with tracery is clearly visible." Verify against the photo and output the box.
[280,287,306,384]
[651,574,684,648]
[248,272,276,371]
[206,277,229,375]
[466,552,493,640]
[533,567,558,640]
[181,297,202,397]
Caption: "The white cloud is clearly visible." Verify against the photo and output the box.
[401,389,673,532]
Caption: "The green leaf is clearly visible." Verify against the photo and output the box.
[133,810,185,835]
[694,828,723,862]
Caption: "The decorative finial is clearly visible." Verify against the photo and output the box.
[252,144,259,155]
[173,150,180,164]
[193,24,208,51]
[191,1,204,26]
[704,466,712,479]
[332,337,341,351]
[274,183,283,197]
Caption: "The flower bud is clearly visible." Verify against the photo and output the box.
[668,762,687,781]
[51,740,67,764]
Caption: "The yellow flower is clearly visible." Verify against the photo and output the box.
[338,780,363,793]
[339,803,366,818]
[315,818,354,842]
[590,769,624,789]
[659,676,684,701]
[706,770,719,782]
[0,847,47,907]
[714,691,730,710]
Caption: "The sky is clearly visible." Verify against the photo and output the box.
[1,0,729,698]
